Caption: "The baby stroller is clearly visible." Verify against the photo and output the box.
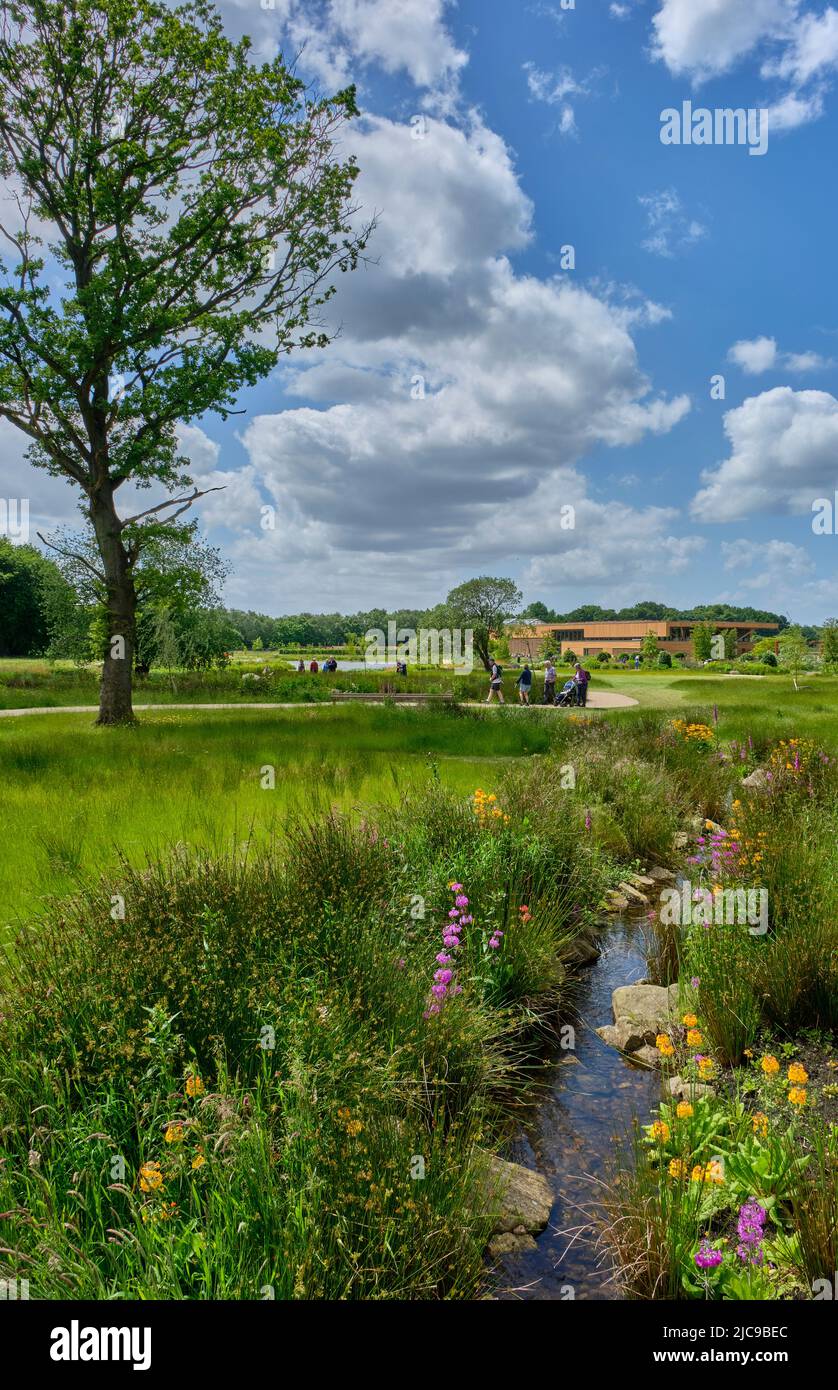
[554,679,577,708]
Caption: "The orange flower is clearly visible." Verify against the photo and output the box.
[760,1055,780,1076]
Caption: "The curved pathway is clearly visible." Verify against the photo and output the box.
[0,690,638,719]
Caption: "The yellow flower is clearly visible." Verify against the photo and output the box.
[650,1120,670,1143]
[676,1102,694,1119]
[139,1162,163,1193]
[787,1063,808,1085]
[690,1164,705,1183]
[752,1112,769,1138]
[788,1086,807,1108]
[705,1158,725,1185]
[697,1058,715,1079]
[760,1055,780,1076]
[655,1033,675,1057]
[346,1118,364,1137]
[191,1154,206,1171]
[164,1124,185,1144]
[185,1075,205,1098]
[487,794,497,803]
[686,1029,703,1047]
[669,1158,687,1180]
[682,1014,698,1029]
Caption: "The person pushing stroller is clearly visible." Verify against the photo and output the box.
[573,662,590,707]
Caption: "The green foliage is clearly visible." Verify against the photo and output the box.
[692,622,713,663]
[445,577,522,670]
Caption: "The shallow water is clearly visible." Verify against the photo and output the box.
[495,919,662,1300]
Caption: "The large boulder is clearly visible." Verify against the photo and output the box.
[484,1154,553,1236]
[608,982,679,1051]
[742,767,771,793]
[668,1075,716,1101]
[647,865,676,883]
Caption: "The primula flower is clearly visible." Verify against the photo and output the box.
[760,1055,780,1076]
[650,1120,670,1143]
[788,1086,807,1107]
[139,1162,163,1193]
[695,1240,724,1270]
[686,1029,703,1047]
[752,1112,769,1138]
[787,1062,808,1085]
[164,1124,185,1144]
[669,1158,687,1180]
[682,1014,698,1029]
[185,1075,205,1098]
[676,1102,694,1119]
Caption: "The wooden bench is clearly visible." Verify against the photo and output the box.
[329,690,455,704]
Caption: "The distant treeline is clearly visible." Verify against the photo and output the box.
[0,540,810,658]
[219,607,437,650]
[520,600,795,631]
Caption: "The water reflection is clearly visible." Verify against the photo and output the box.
[495,919,662,1300]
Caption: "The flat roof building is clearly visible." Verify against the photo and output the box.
[507,619,779,661]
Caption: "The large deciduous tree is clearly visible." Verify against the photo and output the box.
[0,0,368,721]
[445,576,522,671]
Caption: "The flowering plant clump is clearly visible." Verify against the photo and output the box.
[736,1199,768,1265]
[769,738,818,779]
[471,789,511,827]
[670,719,715,746]
[424,883,469,1018]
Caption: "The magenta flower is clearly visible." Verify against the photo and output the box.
[695,1240,723,1271]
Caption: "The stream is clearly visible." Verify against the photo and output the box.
[496,915,663,1300]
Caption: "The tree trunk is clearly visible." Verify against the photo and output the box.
[90,488,137,725]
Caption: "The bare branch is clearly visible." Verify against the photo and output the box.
[119,485,225,529]
[37,530,105,582]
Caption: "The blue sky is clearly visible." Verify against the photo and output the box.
[6,0,838,620]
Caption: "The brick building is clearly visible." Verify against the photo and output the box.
[507,619,779,662]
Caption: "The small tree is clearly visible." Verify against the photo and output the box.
[657,650,672,668]
[821,618,838,667]
[778,626,810,691]
[0,0,368,722]
[445,576,522,671]
[641,630,659,664]
[692,622,713,663]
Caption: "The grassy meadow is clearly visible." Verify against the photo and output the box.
[1,674,837,1300]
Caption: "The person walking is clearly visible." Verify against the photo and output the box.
[516,663,533,705]
[297,659,305,673]
[309,658,319,673]
[543,658,557,705]
[573,662,590,707]
[486,660,505,704]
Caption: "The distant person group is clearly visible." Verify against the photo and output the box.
[298,657,339,673]
[486,657,590,708]
[296,656,409,674]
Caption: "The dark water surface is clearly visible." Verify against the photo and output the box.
[496,920,662,1300]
